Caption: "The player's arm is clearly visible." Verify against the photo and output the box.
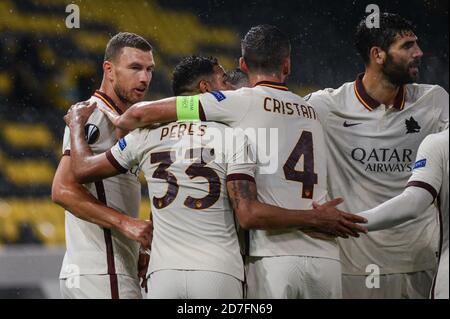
[358,133,441,231]
[51,156,152,249]
[99,93,242,131]
[434,86,449,131]
[99,98,178,131]
[226,179,368,238]
[64,101,122,184]
[357,186,433,231]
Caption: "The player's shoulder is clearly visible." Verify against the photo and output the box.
[78,95,109,123]
[430,129,449,143]
[406,83,448,102]
[202,88,252,101]
[305,81,354,107]
[421,129,449,150]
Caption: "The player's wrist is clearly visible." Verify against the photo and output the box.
[113,213,131,234]
[297,209,318,230]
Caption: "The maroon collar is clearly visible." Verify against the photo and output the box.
[354,73,406,111]
[93,90,123,115]
[255,81,289,91]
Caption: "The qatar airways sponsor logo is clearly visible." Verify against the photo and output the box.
[351,147,414,173]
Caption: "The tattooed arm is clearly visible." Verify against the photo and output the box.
[226,180,367,238]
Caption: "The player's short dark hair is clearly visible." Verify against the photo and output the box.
[226,68,249,87]
[241,25,291,74]
[172,55,219,95]
[104,32,152,62]
[355,13,415,64]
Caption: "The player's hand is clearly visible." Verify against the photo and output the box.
[64,101,97,128]
[310,198,368,239]
[99,104,121,127]
[119,217,153,250]
[137,247,150,294]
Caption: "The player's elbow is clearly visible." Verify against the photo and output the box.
[236,202,260,230]
[51,182,69,207]
[237,214,252,230]
[72,170,92,184]
[51,187,62,206]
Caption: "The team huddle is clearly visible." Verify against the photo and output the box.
[52,12,449,299]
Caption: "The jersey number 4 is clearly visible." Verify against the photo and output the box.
[283,131,318,199]
[150,148,221,210]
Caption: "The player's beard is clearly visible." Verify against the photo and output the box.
[381,53,421,86]
[113,82,138,106]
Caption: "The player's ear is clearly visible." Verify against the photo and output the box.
[199,79,210,93]
[282,57,291,76]
[370,47,386,66]
[239,57,249,74]
[103,60,114,80]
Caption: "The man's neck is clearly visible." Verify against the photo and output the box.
[362,68,401,106]
[248,73,286,87]
[98,80,129,113]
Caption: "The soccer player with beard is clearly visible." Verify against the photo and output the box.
[52,32,154,299]
[88,25,372,299]
[62,48,368,298]
[306,13,448,298]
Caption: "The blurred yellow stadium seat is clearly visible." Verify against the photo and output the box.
[0,72,12,96]
[0,122,54,149]
[3,159,55,186]
[0,197,151,246]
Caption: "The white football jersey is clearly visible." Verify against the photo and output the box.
[307,74,449,275]
[109,121,256,281]
[407,130,449,299]
[60,91,141,279]
[198,82,339,261]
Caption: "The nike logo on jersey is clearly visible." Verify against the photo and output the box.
[343,121,362,127]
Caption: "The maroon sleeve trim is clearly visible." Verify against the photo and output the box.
[106,150,128,173]
[62,150,71,157]
[199,101,206,121]
[406,181,438,201]
[226,174,255,183]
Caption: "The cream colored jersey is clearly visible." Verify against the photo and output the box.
[407,130,449,299]
[108,121,256,281]
[197,82,339,260]
[307,74,449,275]
[60,91,141,280]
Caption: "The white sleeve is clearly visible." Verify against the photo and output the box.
[305,89,332,126]
[107,129,146,172]
[225,128,256,181]
[358,186,434,231]
[434,86,449,131]
[198,89,251,126]
[62,126,71,155]
[406,134,443,198]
